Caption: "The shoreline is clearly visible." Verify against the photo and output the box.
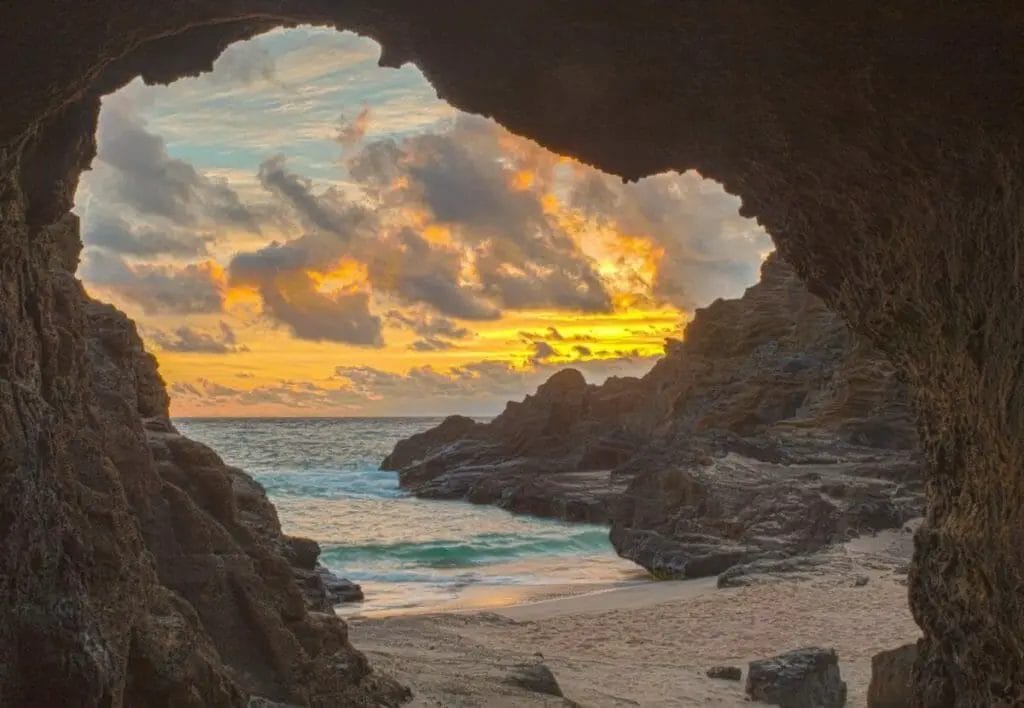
[347,528,919,706]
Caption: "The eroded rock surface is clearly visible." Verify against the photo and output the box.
[385,255,922,579]
[0,211,404,705]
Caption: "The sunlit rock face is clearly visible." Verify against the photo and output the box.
[2,3,1024,704]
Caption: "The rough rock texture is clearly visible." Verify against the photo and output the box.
[746,647,847,708]
[285,537,365,609]
[387,255,922,579]
[2,3,1024,704]
[0,210,404,704]
[86,297,405,706]
[868,643,919,708]
[382,369,644,523]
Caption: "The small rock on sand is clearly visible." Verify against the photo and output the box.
[706,665,742,681]
[747,647,847,707]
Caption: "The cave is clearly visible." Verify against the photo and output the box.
[2,3,1023,705]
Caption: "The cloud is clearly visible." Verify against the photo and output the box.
[220,111,767,350]
[257,155,365,236]
[387,308,470,351]
[209,40,276,86]
[80,250,224,314]
[357,115,614,313]
[168,351,664,415]
[363,229,500,320]
[530,341,559,363]
[336,106,371,146]
[83,212,210,257]
[386,309,469,340]
[227,232,384,346]
[150,322,247,353]
[573,344,592,357]
[92,90,259,232]
[408,337,457,352]
[568,169,771,310]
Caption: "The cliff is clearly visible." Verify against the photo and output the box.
[383,254,923,578]
[0,214,405,706]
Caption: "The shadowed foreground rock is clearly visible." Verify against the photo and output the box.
[84,297,406,705]
[386,255,922,579]
[746,647,847,708]
[868,643,918,708]
[3,3,1024,703]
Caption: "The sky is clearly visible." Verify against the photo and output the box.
[73,26,772,417]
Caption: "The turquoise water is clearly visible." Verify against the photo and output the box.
[174,417,642,614]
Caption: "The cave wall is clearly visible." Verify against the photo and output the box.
[2,3,1024,705]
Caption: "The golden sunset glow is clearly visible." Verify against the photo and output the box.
[74,26,770,417]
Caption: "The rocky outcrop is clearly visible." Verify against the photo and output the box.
[746,647,847,708]
[385,255,922,579]
[285,536,365,609]
[82,295,406,706]
[0,208,403,705]
[3,4,1024,703]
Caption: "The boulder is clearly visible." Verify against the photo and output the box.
[746,647,846,708]
[867,643,916,707]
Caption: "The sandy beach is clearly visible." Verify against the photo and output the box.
[348,528,921,707]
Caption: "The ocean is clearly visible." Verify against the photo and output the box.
[174,417,644,615]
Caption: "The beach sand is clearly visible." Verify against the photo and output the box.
[347,528,920,706]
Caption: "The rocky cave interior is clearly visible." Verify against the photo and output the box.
[2,3,1023,706]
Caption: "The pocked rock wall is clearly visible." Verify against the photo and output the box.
[2,3,1024,705]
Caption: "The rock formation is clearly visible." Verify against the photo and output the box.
[746,647,847,708]
[385,255,923,579]
[2,3,1024,703]
[0,214,405,705]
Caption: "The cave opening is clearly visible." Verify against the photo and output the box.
[60,24,926,704]
[71,24,785,611]
[5,5,1024,706]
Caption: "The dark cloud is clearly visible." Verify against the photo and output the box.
[530,341,559,363]
[83,212,209,257]
[93,93,259,232]
[409,337,457,352]
[520,327,565,342]
[364,229,499,321]
[364,115,614,313]
[80,250,224,315]
[150,322,246,354]
[573,344,592,357]
[386,310,469,340]
[232,261,382,346]
[386,309,470,352]
[257,155,365,236]
[227,232,384,347]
